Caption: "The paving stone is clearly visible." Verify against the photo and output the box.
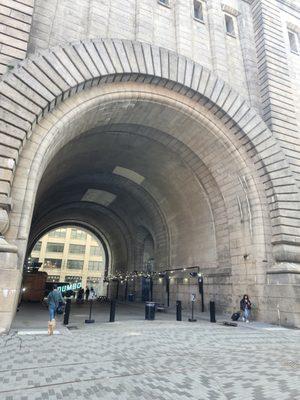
[1,314,300,400]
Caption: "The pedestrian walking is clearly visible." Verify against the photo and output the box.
[47,285,65,335]
[85,286,90,301]
[76,287,84,304]
[88,287,96,300]
[240,294,252,323]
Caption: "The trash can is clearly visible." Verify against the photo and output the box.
[128,293,135,302]
[145,301,156,320]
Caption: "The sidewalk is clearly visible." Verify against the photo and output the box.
[11,301,295,335]
[1,301,300,399]
[1,312,300,400]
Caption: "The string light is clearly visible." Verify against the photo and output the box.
[105,266,202,281]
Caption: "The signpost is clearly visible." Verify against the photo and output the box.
[85,299,95,324]
[188,293,197,322]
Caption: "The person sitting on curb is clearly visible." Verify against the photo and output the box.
[47,284,65,335]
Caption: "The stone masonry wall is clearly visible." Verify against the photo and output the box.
[27,0,256,104]
[0,0,34,75]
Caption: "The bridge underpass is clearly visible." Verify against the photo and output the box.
[3,50,295,330]
[18,87,251,322]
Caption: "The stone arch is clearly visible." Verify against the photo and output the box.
[0,38,297,256]
[8,81,270,315]
[1,38,299,332]
[12,84,246,269]
[27,218,112,277]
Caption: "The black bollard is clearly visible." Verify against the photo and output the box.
[85,300,95,323]
[201,291,204,313]
[210,301,216,323]
[63,298,71,325]
[198,276,204,312]
[109,299,116,322]
[124,280,128,302]
[165,275,170,307]
[150,277,153,302]
[176,300,182,321]
[116,280,119,300]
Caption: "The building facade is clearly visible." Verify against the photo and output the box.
[29,226,106,294]
[0,0,300,332]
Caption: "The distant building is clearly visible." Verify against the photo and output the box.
[30,227,106,295]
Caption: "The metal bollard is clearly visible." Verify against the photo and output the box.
[176,300,182,321]
[210,301,216,323]
[109,299,116,322]
[63,298,71,325]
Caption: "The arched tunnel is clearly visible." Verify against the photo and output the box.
[11,81,270,313]
[0,9,297,331]
[29,123,218,275]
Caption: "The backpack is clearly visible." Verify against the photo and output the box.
[231,312,240,321]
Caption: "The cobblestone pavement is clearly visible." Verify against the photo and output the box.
[1,305,300,400]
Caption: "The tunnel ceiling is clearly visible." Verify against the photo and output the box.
[24,82,269,276]
[30,122,217,273]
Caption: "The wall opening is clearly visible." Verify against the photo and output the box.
[23,225,108,304]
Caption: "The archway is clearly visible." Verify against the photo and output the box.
[24,224,108,300]
[28,222,111,282]
[1,39,298,331]
[9,81,269,323]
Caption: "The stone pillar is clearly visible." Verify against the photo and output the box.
[251,0,300,178]
[265,264,300,328]
[0,207,23,333]
[0,235,19,334]
[251,0,300,262]
[250,0,300,326]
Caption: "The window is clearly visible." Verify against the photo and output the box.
[46,242,64,253]
[46,275,60,282]
[225,14,235,36]
[158,0,169,6]
[70,228,87,240]
[87,277,101,284]
[32,241,42,252]
[48,228,66,238]
[194,0,203,21]
[67,259,84,270]
[90,246,101,256]
[69,244,86,254]
[288,31,299,54]
[65,275,82,283]
[44,259,62,268]
[88,261,102,271]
